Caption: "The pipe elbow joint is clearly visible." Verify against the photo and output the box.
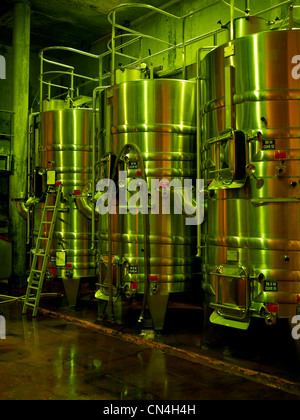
[74,193,97,220]
[14,198,31,220]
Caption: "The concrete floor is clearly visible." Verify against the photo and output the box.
[1,298,300,400]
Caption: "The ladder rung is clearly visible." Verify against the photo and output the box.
[32,269,42,273]
[38,237,49,240]
[34,253,46,257]
[29,286,39,290]
[45,206,55,210]
[25,303,36,307]
[42,221,52,224]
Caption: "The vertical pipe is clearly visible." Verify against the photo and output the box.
[182,17,186,79]
[70,69,74,99]
[111,11,116,86]
[39,52,43,112]
[230,0,235,41]
[99,56,103,87]
[91,84,110,250]
[289,5,293,29]
[92,87,100,251]
[138,37,142,66]
[9,0,31,287]
[107,156,115,322]
[196,47,215,257]
[245,0,250,13]
[27,112,39,197]
[196,49,201,258]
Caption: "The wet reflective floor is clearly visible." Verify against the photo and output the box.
[1,300,300,400]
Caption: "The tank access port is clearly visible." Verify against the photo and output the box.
[264,303,278,326]
[120,260,139,298]
[275,162,286,177]
[62,264,73,279]
[45,268,58,281]
[123,282,138,299]
[150,275,159,295]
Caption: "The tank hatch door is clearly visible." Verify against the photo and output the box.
[209,264,251,330]
[208,130,247,190]
[210,310,250,330]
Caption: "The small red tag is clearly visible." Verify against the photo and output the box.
[266,303,279,313]
[73,190,81,195]
[65,263,72,269]
[130,282,138,290]
[50,269,57,275]
[275,151,287,160]
[150,275,159,282]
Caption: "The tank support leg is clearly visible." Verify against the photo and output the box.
[147,294,169,331]
[202,301,215,349]
[63,277,80,307]
[97,299,108,321]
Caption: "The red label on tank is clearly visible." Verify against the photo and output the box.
[274,151,287,159]
[130,282,138,290]
[73,190,81,195]
[50,269,57,275]
[150,275,159,282]
[266,303,279,313]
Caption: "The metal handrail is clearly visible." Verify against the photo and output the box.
[106,0,299,83]
[108,3,182,83]
[106,1,248,82]
[251,0,293,17]
[0,110,14,114]
[37,0,298,109]
[39,46,104,111]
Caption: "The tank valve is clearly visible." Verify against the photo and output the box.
[150,283,159,295]
[265,303,278,325]
[246,163,256,175]
[123,284,136,299]
[260,117,267,126]
[265,314,277,326]
[64,270,73,279]
[275,164,286,177]
[290,181,298,189]
[246,163,264,189]
[45,269,57,281]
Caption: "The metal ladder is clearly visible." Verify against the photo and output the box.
[22,184,62,316]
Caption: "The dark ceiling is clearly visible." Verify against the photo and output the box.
[0,0,171,53]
